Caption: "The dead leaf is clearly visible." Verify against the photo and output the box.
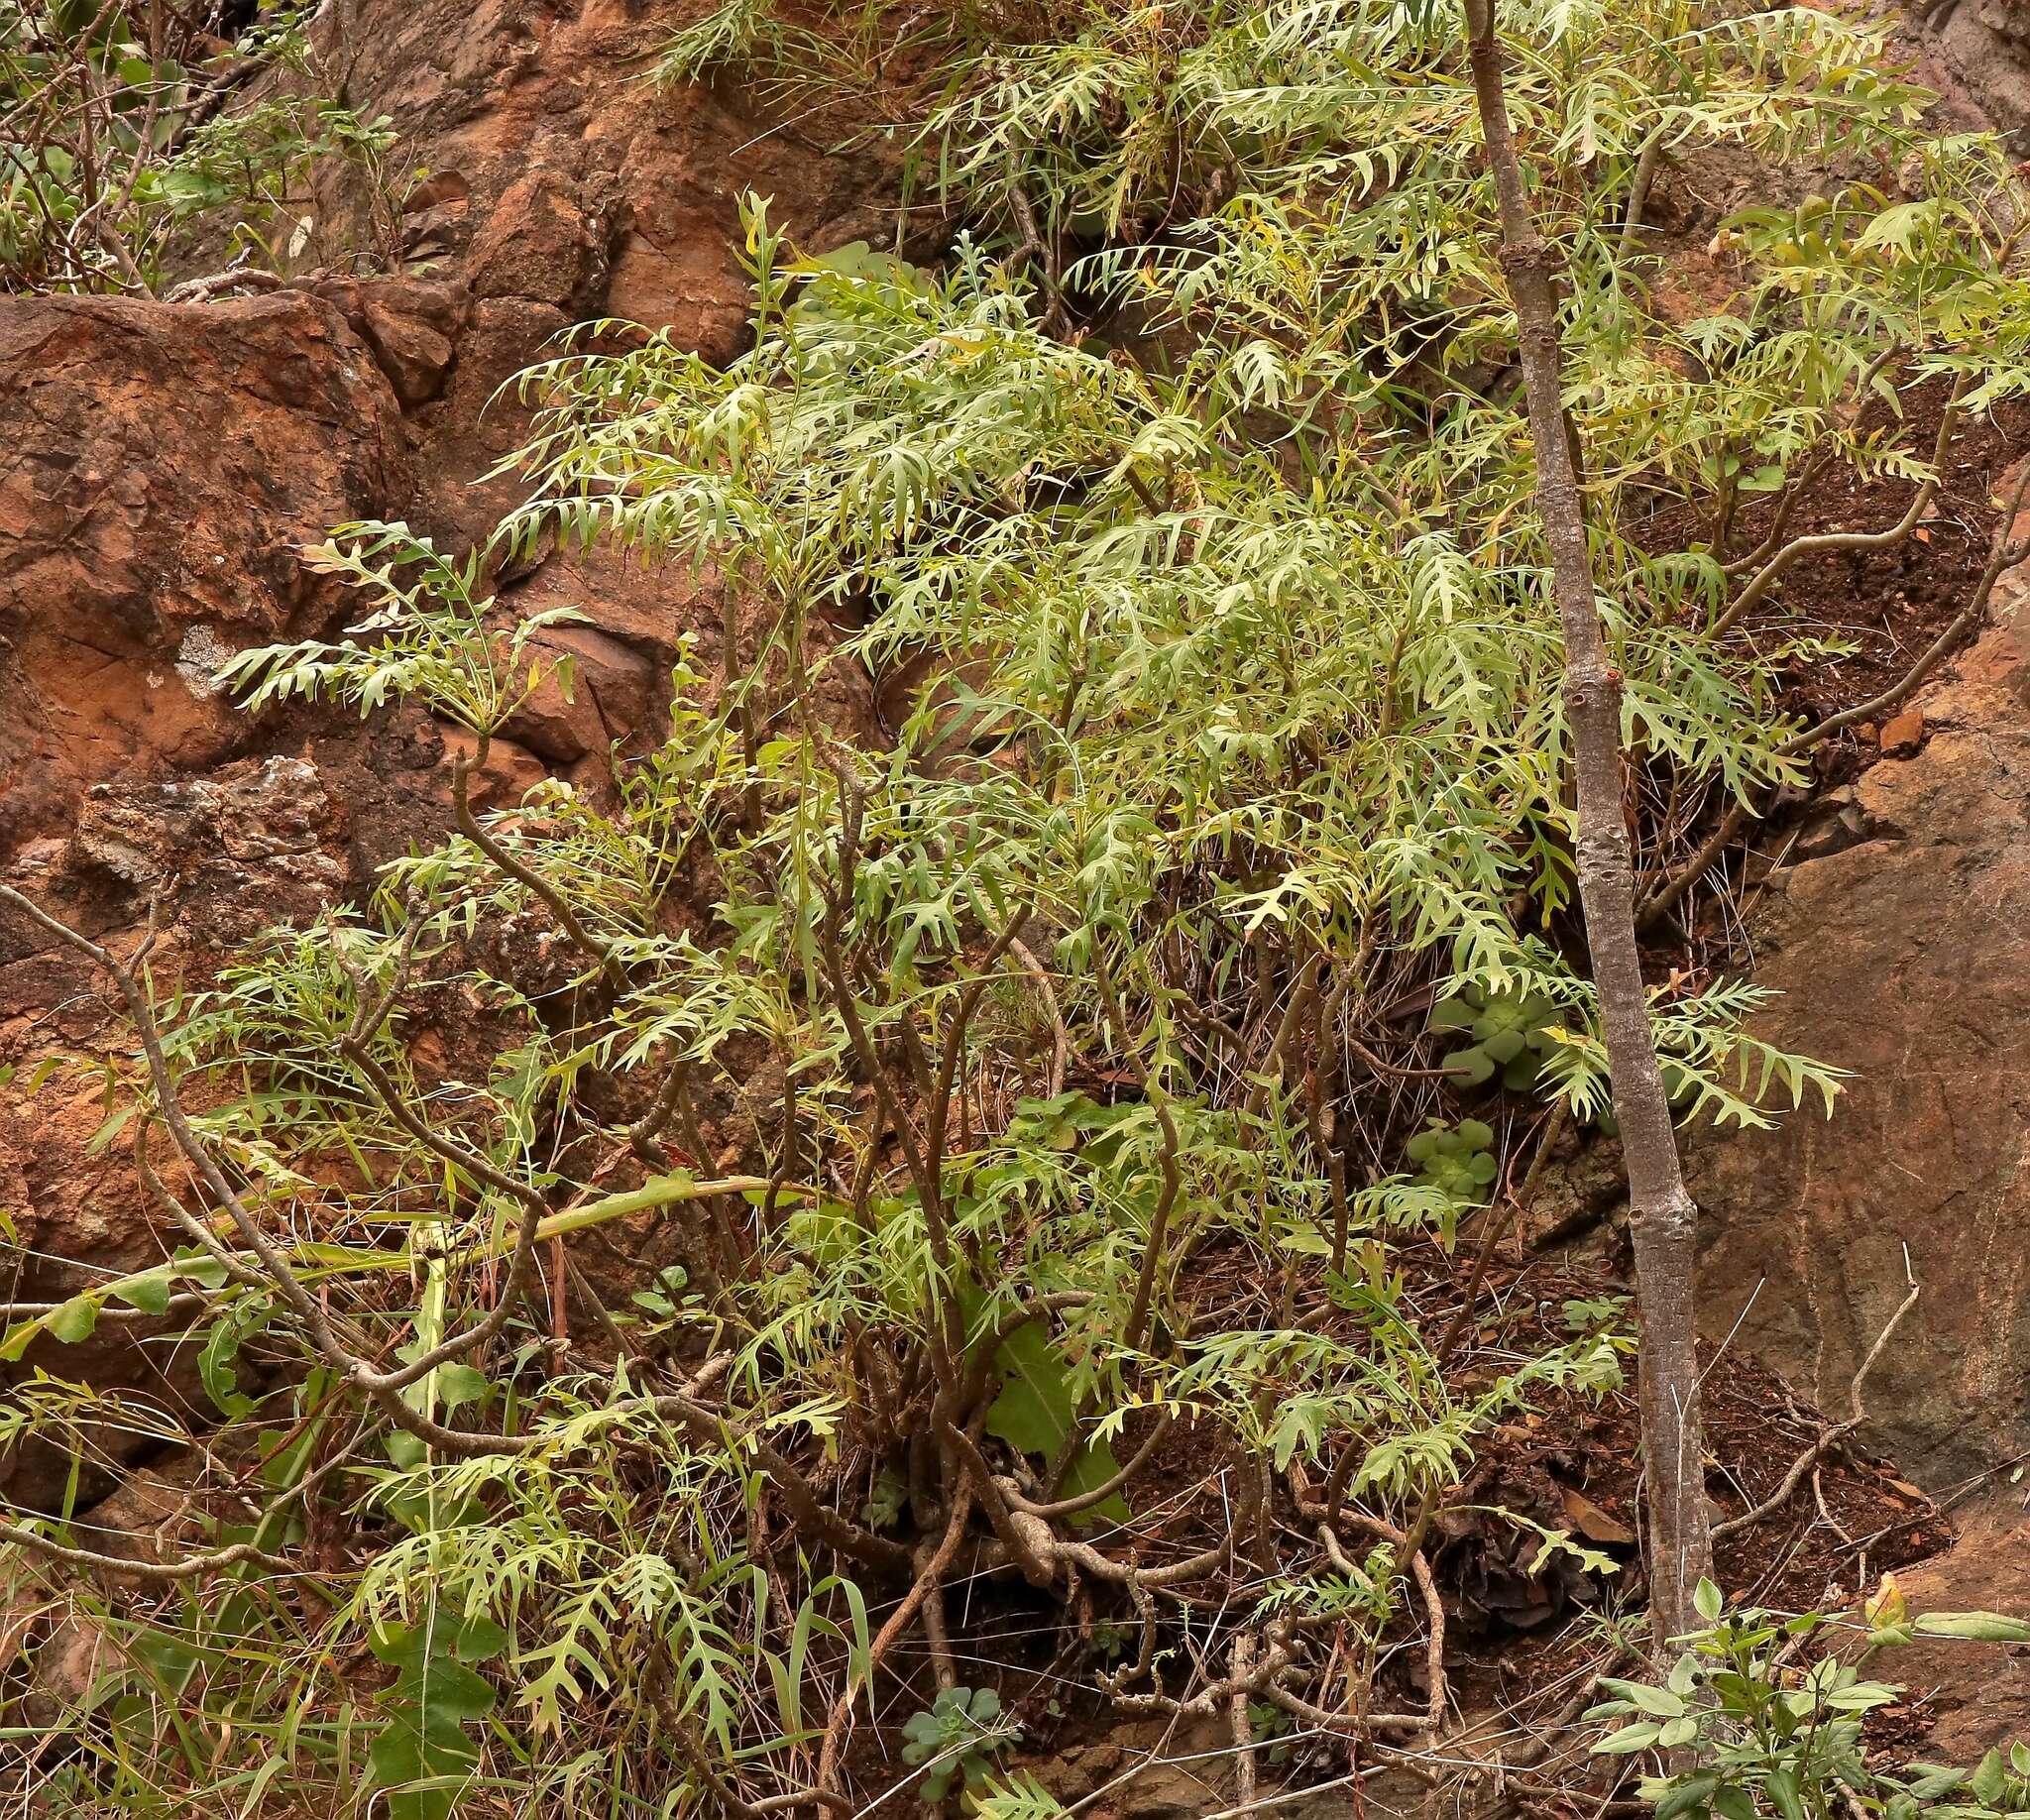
[1560,1485,1635,1545]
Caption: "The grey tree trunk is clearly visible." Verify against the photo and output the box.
[1459,0,1717,1647]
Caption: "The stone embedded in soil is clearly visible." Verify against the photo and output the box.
[466,168,621,314]
[502,621,658,762]
[1879,706,1927,756]
[68,756,347,922]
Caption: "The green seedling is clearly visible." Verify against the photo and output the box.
[1405,1117,1498,1205]
[900,1685,1018,1807]
[1430,984,1563,1091]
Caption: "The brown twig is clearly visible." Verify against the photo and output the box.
[453,746,628,992]
[816,1483,975,1796]
[1433,1105,1568,1368]
[1713,1250,1919,1538]
[1009,933,1069,1098]
[1092,947,1183,1359]
[1709,373,1970,641]
[1637,454,2030,933]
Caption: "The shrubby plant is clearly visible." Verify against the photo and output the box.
[6,0,2030,1813]
[0,0,394,292]
[1596,1580,2030,1820]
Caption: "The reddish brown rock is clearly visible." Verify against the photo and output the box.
[1879,706,1927,757]
[1882,1501,2030,1756]
[66,755,348,934]
[305,0,901,356]
[1938,0,2030,142]
[0,292,410,858]
[466,167,620,312]
[437,724,550,809]
[423,294,574,517]
[311,275,472,404]
[1685,595,2030,1488]
[503,621,657,761]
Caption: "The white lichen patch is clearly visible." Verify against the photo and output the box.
[173,622,235,698]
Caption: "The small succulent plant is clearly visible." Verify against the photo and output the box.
[900,1685,1016,1807]
[1429,984,1563,1090]
[1405,1116,1498,1204]
[1247,1698,1298,1763]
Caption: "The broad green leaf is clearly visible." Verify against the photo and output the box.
[110,1268,173,1315]
[47,1295,99,1345]
[1912,1611,2030,1643]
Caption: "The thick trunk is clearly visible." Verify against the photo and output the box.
[1459,0,1716,1646]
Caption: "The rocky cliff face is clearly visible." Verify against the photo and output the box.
[305,0,899,355]
[1687,574,2030,1492]
[0,292,410,859]
[2,0,903,843]
[1938,0,2030,145]
[0,0,898,1505]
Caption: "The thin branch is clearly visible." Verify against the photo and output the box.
[1432,1104,1568,1367]
[0,1438,364,1583]
[1618,141,1661,259]
[1010,933,1069,1098]
[453,747,628,992]
[1460,0,1715,1642]
[0,1525,287,1581]
[817,1482,975,1796]
[1637,455,2030,932]
[1092,947,1183,1359]
[1713,1252,1920,1538]
[1006,1412,1177,1520]
[1709,374,1969,641]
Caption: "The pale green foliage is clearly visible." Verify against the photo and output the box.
[508,207,1812,1088]
[1537,975,1847,1130]
[350,1417,872,1770]
[1597,1582,2030,1820]
[1431,986,1563,1090]
[974,1772,1073,1820]
[221,525,589,736]
[10,0,2030,1813]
